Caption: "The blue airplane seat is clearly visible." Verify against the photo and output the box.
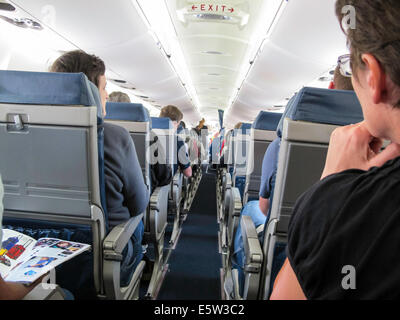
[0,70,145,299]
[0,70,106,298]
[264,86,363,298]
[252,111,282,131]
[105,102,150,123]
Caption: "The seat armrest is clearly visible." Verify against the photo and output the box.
[227,187,242,251]
[23,284,66,300]
[241,215,263,300]
[173,171,182,186]
[241,215,263,272]
[103,213,144,261]
[225,171,232,187]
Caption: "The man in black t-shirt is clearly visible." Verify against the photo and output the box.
[270,0,400,300]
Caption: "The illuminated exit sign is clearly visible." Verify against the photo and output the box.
[191,4,235,13]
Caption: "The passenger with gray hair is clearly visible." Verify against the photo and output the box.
[108,91,131,103]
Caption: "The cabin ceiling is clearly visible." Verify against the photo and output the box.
[4,0,347,129]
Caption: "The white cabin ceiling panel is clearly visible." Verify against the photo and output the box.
[224,0,349,126]
[9,0,200,119]
[95,35,177,90]
[166,0,270,121]
[9,0,148,50]
[270,0,347,66]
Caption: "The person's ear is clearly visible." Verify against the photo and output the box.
[361,53,387,104]
[328,81,335,90]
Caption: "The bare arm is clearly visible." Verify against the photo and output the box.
[0,276,34,300]
[183,166,192,178]
[258,197,270,217]
[269,258,306,300]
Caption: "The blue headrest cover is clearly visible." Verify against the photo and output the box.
[277,95,297,138]
[239,123,252,134]
[277,87,363,138]
[0,70,102,119]
[87,82,104,123]
[252,111,282,131]
[151,117,173,129]
[105,102,150,123]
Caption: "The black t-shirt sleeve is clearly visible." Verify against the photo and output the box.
[287,161,400,300]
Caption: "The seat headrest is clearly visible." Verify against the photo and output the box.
[277,95,297,138]
[0,70,102,118]
[87,82,105,121]
[239,123,252,134]
[105,102,150,123]
[277,87,363,138]
[252,111,282,131]
[151,117,173,129]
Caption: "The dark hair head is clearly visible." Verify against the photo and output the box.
[108,91,131,103]
[159,105,183,122]
[333,65,354,91]
[180,121,186,129]
[50,50,105,87]
[335,0,400,105]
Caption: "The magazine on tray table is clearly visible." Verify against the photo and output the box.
[0,229,91,284]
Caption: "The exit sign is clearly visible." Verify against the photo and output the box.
[191,4,235,13]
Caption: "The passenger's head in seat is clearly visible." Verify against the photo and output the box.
[109,91,131,103]
[328,65,354,91]
[159,105,183,131]
[159,105,192,177]
[50,50,109,116]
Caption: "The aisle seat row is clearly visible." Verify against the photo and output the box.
[217,86,363,300]
[0,70,203,300]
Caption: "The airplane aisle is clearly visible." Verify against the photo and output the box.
[157,170,221,300]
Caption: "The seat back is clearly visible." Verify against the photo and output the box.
[243,112,281,204]
[151,117,175,173]
[233,123,252,199]
[104,102,151,189]
[0,70,106,297]
[260,87,363,298]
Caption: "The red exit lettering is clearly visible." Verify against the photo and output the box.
[191,4,235,13]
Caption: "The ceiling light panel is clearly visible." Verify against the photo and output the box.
[166,0,268,119]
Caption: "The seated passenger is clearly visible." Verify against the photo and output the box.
[271,0,400,300]
[232,61,355,297]
[159,105,192,178]
[108,91,131,103]
[51,50,150,289]
[107,90,172,193]
[231,137,280,296]
[193,118,205,136]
